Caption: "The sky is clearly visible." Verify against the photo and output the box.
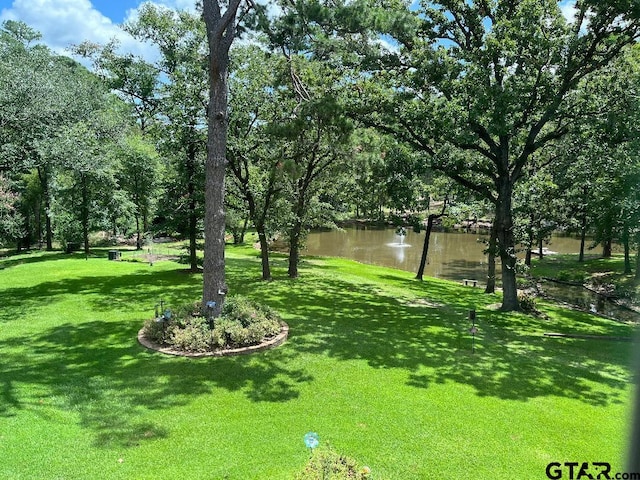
[0,0,580,63]
[0,0,197,61]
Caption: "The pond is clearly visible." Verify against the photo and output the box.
[304,227,583,283]
[303,227,638,322]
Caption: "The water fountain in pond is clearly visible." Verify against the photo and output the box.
[387,226,411,248]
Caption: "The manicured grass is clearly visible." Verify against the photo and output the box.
[0,246,636,479]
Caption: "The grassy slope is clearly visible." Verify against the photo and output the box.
[0,246,636,479]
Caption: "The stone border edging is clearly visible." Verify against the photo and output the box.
[137,322,289,357]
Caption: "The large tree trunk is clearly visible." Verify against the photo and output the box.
[538,235,544,259]
[579,220,587,263]
[496,178,519,311]
[485,220,497,294]
[245,188,272,280]
[416,216,434,281]
[288,187,307,278]
[257,228,271,280]
[202,0,242,316]
[135,215,142,250]
[288,218,303,278]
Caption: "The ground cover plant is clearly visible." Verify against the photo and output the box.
[142,295,283,353]
[0,246,636,479]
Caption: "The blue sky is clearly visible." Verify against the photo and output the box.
[0,0,195,60]
[86,0,143,23]
[0,0,579,61]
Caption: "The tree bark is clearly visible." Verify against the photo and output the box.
[579,220,587,263]
[135,215,142,250]
[496,177,519,311]
[257,228,271,280]
[202,0,242,316]
[416,202,446,281]
[525,248,532,268]
[288,221,302,278]
[416,216,434,281]
[538,235,544,259]
[485,221,497,294]
[245,191,273,280]
[287,183,308,279]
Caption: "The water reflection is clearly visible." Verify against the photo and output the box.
[303,227,637,322]
[305,228,491,281]
[304,227,585,282]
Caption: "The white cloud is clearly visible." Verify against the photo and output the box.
[559,0,590,34]
[559,1,578,23]
[0,0,162,63]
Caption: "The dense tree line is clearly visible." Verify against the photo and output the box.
[1,0,639,312]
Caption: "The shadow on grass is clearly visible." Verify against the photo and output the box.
[0,260,313,448]
[0,253,634,449]
[0,250,80,270]
[229,260,634,408]
[0,268,204,324]
[0,318,312,447]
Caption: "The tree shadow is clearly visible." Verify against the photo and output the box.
[0,262,313,448]
[0,250,80,270]
[2,254,634,450]
[241,269,633,407]
[0,268,203,324]
[1,319,312,446]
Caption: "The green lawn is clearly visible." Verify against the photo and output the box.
[0,246,636,479]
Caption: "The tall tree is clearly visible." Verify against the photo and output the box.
[123,5,210,272]
[269,58,354,279]
[115,133,162,249]
[513,167,560,267]
[0,21,93,250]
[227,46,285,280]
[202,0,253,313]
[47,97,129,255]
[351,0,640,310]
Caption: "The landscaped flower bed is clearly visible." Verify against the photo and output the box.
[139,295,288,356]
